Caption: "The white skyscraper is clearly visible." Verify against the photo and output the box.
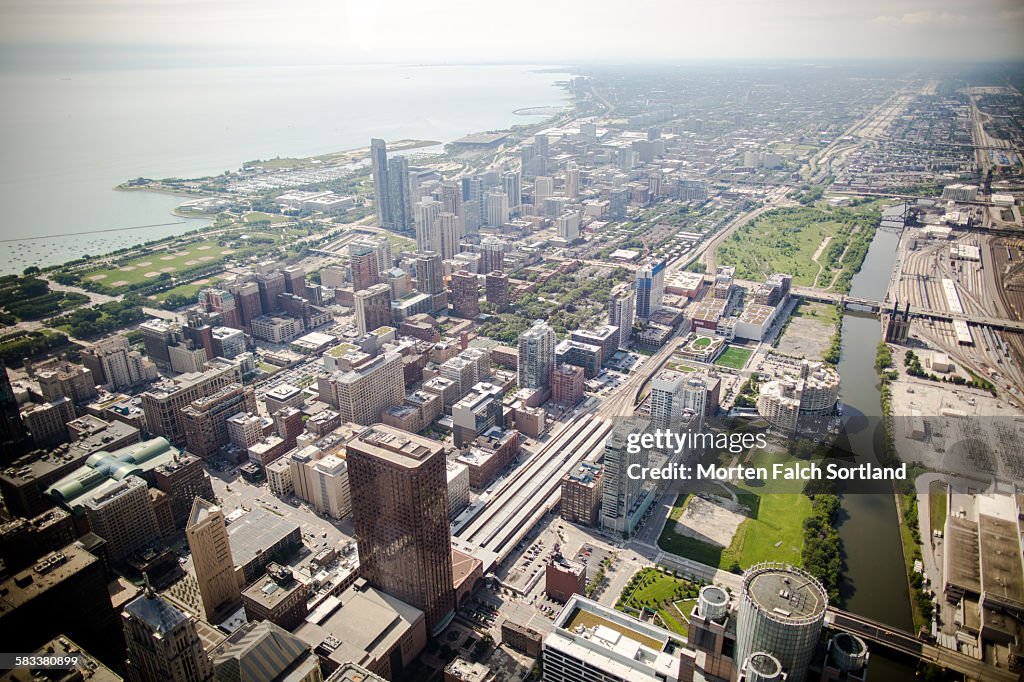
[518,320,556,390]
[485,190,509,227]
[415,198,442,252]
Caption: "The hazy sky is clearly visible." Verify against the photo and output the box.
[1,0,1023,64]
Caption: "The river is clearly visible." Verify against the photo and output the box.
[834,227,918,679]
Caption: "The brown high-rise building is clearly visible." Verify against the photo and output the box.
[256,270,287,314]
[354,283,393,336]
[479,237,505,275]
[153,452,216,529]
[185,498,243,621]
[346,424,455,633]
[351,244,380,293]
[551,363,585,406]
[181,383,258,458]
[450,271,479,319]
[226,281,263,331]
[485,271,510,312]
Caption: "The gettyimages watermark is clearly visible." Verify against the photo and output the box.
[609,411,1024,495]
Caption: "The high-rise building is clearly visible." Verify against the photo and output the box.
[518,320,556,390]
[534,176,554,205]
[564,162,580,199]
[185,498,243,621]
[256,270,287,314]
[635,258,666,319]
[503,170,522,213]
[141,367,234,445]
[451,382,504,447]
[139,319,182,369]
[601,419,654,538]
[649,369,687,432]
[485,271,510,312]
[34,360,97,405]
[323,353,405,425]
[0,543,125,667]
[354,283,393,335]
[346,424,455,633]
[450,271,480,319]
[153,451,215,529]
[520,143,537,179]
[387,154,413,232]
[608,282,635,350]
[0,361,30,458]
[556,211,581,242]
[560,462,602,527]
[226,281,263,331]
[414,251,444,295]
[198,288,242,330]
[81,335,157,391]
[479,237,506,274]
[0,508,75,574]
[608,188,629,220]
[350,243,380,293]
[551,364,585,406]
[80,475,159,563]
[371,138,391,227]
[438,212,460,260]
[484,190,509,227]
[440,180,463,225]
[415,198,442,253]
[181,383,257,458]
[122,580,214,682]
[211,326,246,359]
[22,397,76,448]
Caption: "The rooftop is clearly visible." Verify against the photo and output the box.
[743,562,828,622]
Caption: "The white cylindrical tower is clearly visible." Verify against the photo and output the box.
[735,562,828,682]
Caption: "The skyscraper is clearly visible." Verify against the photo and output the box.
[346,424,455,633]
[387,154,413,232]
[479,236,506,274]
[0,360,31,460]
[485,190,509,227]
[440,180,463,226]
[415,197,442,253]
[438,212,460,260]
[635,258,665,319]
[122,579,214,682]
[370,138,391,227]
[608,282,635,350]
[414,251,444,295]
[503,170,522,214]
[600,419,653,538]
[185,498,243,621]
[350,243,380,293]
[649,369,687,432]
[565,162,580,199]
[485,271,510,312]
[354,283,393,335]
[450,271,480,319]
[518,320,556,390]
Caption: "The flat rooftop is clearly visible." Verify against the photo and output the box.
[744,564,827,621]
[226,508,300,569]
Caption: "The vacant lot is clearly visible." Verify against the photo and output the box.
[776,301,840,361]
[658,451,811,571]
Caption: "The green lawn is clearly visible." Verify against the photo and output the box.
[616,568,700,637]
[658,452,812,571]
[81,239,232,289]
[714,346,753,369]
[150,279,221,304]
[669,363,696,373]
[693,336,712,349]
[791,300,841,328]
[714,205,879,289]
